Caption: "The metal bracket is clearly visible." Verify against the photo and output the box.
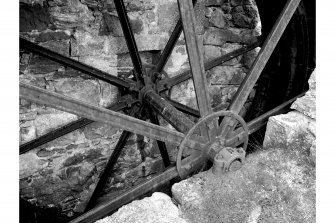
[212,146,246,175]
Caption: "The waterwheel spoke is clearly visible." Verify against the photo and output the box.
[225,92,305,147]
[20,38,134,89]
[157,41,261,93]
[220,0,302,138]
[154,0,197,72]
[20,82,186,145]
[114,0,144,82]
[147,108,171,167]
[178,0,212,118]
[85,130,133,211]
[19,98,133,154]
[164,98,200,118]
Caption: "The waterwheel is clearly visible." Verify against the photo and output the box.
[19,0,315,222]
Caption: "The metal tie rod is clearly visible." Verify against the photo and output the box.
[20,38,133,89]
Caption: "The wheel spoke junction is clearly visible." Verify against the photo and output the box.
[20,82,186,146]
[19,0,311,221]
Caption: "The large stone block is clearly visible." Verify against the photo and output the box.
[95,192,188,223]
[263,111,316,165]
[48,0,95,30]
[172,147,315,223]
[291,70,316,119]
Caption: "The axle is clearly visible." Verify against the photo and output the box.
[143,89,195,134]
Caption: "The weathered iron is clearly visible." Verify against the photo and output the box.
[18,0,308,221]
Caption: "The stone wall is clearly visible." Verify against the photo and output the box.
[19,0,261,217]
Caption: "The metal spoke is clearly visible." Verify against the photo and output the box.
[19,99,131,154]
[225,91,305,147]
[154,19,183,72]
[219,0,301,138]
[228,0,302,114]
[157,40,261,93]
[178,0,212,117]
[20,82,185,145]
[147,108,171,167]
[114,0,144,82]
[20,38,133,89]
[165,98,200,118]
[154,0,197,72]
[144,90,195,134]
[85,130,133,211]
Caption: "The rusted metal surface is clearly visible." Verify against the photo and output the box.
[18,0,308,220]
[228,0,302,114]
[144,90,195,133]
[220,0,302,139]
[20,38,133,89]
[114,0,144,83]
[178,0,212,117]
[85,105,141,211]
[176,110,248,179]
[157,40,261,93]
[20,82,185,145]
[85,130,133,211]
[225,91,305,147]
[147,107,172,167]
[19,98,134,154]
[165,98,201,118]
[154,19,183,73]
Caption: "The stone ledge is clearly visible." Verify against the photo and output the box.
[95,192,188,223]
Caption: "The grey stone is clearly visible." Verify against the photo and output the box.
[291,96,316,120]
[35,30,71,42]
[72,30,117,57]
[204,27,257,46]
[204,0,223,6]
[172,147,315,223]
[95,192,188,223]
[48,0,95,30]
[164,44,190,77]
[208,8,228,28]
[20,153,45,178]
[241,47,260,68]
[204,45,222,61]
[27,55,62,74]
[231,5,259,29]
[39,40,70,57]
[114,34,167,54]
[33,112,78,137]
[20,126,37,144]
[19,0,262,217]
[20,3,52,32]
[79,55,117,76]
[291,70,316,119]
[263,111,316,159]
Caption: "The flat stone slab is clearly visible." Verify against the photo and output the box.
[263,111,316,164]
[95,192,188,223]
[172,148,315,223]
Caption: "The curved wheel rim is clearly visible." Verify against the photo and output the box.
[19,0,311,222]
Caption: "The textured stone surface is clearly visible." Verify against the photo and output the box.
[172,148,315,223]
[95,192,188,223]
[19,0,262,216]
[264,70,316,164]
[263,112,313,147]
[291,70,316,119]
